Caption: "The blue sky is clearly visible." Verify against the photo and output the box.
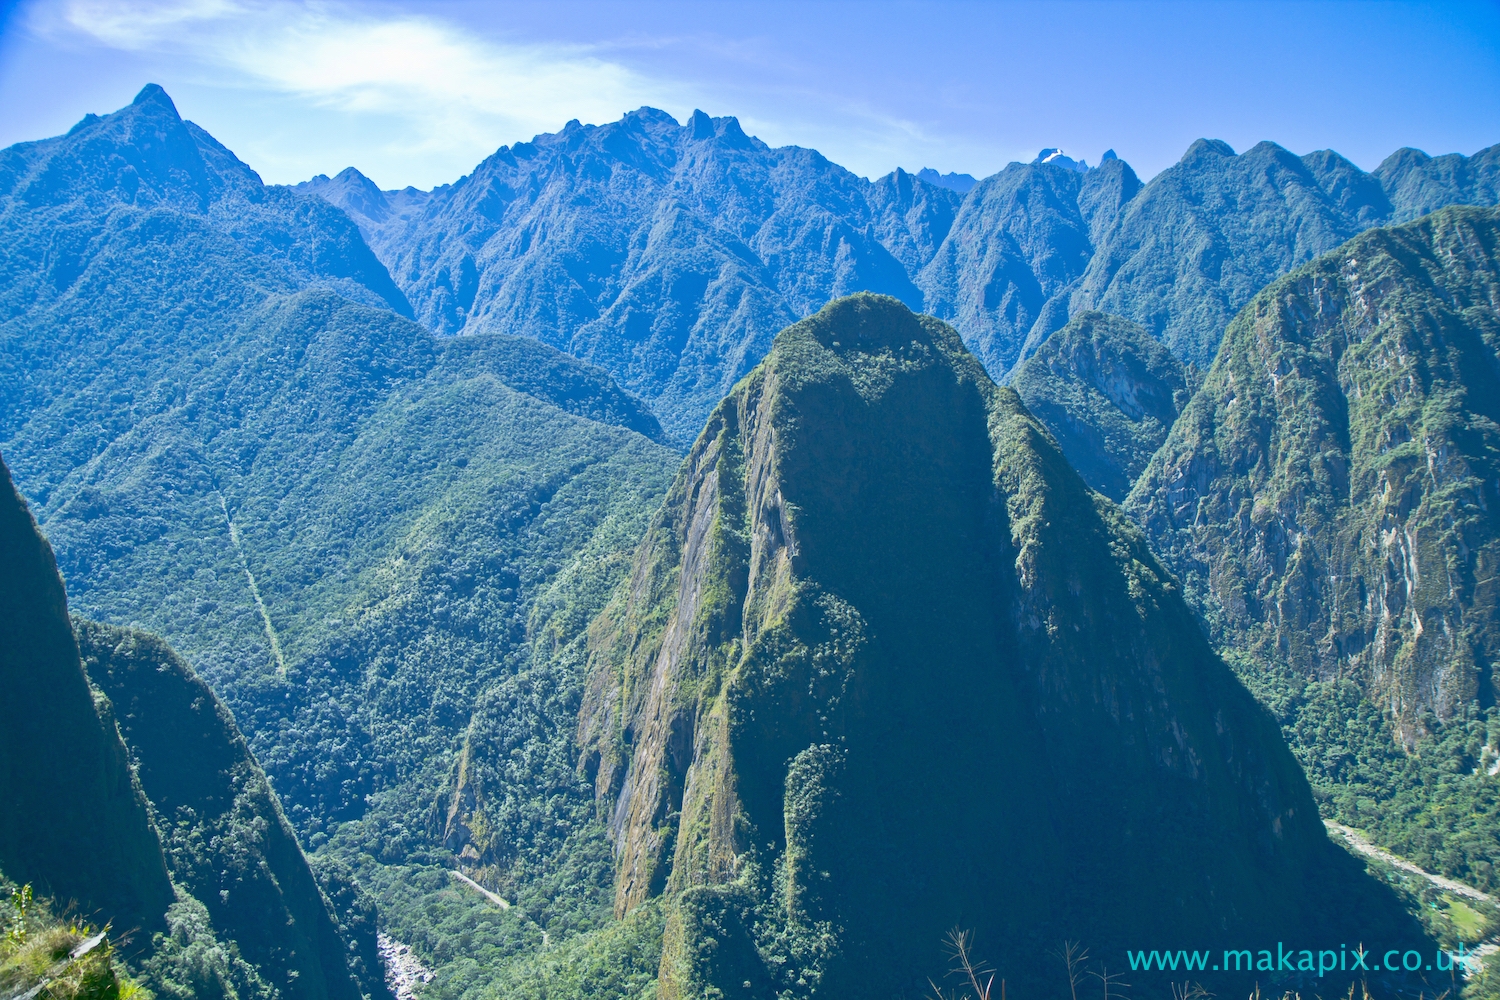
[1,0,1497,190]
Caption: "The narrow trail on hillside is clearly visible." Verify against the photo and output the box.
[215,490,287,680]
[449,869,510,909]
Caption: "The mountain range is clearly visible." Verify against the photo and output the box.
[3,82,1500,1000]
[301,110,1499,440]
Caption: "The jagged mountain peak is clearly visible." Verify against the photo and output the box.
[914,166,977,192]
[1034,146,1089,170]
[288,98,1496,442]
[0,80,263,212]
[1065,133,1499,367]
[131,81,177,112]
[689,107,714,138]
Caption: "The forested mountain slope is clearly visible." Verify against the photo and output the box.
[574,294,1417,1000]
[5,83,1497,1000]
[0,85,682,998]
[305,110,1497,437]
[1,454,364,1000]
[1010,310,1196,499]
[1127,206,1500,888]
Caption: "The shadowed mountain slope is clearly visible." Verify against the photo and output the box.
[1010,310,1195,499]
[0,455,173,940]
[2,455,364,1000]
[576,294,1415,1000]
[77,621,367,1000]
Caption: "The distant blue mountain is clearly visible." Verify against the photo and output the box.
[301,111,1499,438]
[915,167,977,192]
[300,110,961,441]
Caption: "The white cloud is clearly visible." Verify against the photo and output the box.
[53,0,695,162]
[33,0,1013,186]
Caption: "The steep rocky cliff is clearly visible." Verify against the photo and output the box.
[578,294,1411,999]
[77,622,364,1000]
[1010,310,1196,499]
[0,454,174,939]
[1127,206,1500,739]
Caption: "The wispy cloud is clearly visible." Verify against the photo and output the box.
[48,0,695,165]
[31,0,1010,186]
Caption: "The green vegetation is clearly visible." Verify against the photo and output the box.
[1010,310,1196,499]
[0,84,679,1000]
[579,293,1420,999]
[1129,207,1500,894]
[0,879,145,1000]
[308,104,1497,426]
[482,901,662,1000]
[2,450,337,1000]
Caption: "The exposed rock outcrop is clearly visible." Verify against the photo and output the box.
[1128,206,1500,739]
